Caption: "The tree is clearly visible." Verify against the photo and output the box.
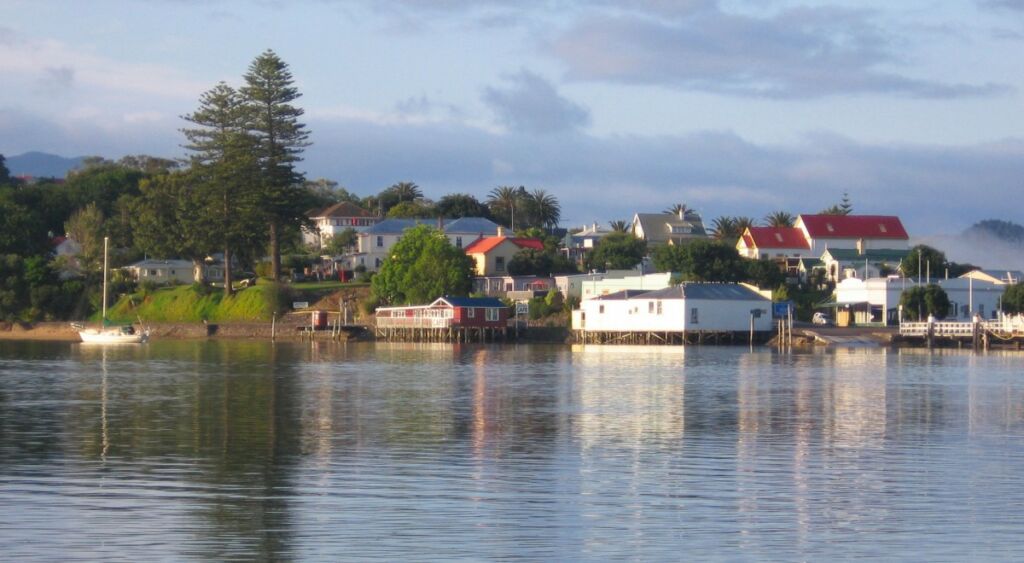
[733,216,755,234]
[182,81,265,294]
[764,211,795,227]
[240,49,312,282]
[486,185,525,229]
[0,154,11,186]
[588,231,646,270]
[436,193,491,219]
[652,239,746,282]
[389,181,422,203]
[1002,283,1024,314]
[371,224,474,304]
[900,284,950,320]
[608,220,630,233]
[522,188,561,230]
[507,248,577,276]
[664,203,691,216]
[323,228,358,256]
[710,216,738,241]
[901,244,946,281]
[64,203,106,275]
[820,193,853,216]
[304,178,361,209]
[745,258,786,289]
[387,200,435,218]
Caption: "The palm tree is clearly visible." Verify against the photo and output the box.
[389,181,422,203]
[710,216,738,240]
[733,217,755,238]
[608,220,630,233]
[486,185,525,229]
[763,211,795,228]
[664,203,691,217]
[527,188,561,230]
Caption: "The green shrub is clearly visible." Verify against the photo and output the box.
[544,288,564,310]
[360,293,380,317]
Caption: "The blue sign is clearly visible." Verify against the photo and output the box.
[773,301,794,318]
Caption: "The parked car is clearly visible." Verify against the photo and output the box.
[812,312,831,326]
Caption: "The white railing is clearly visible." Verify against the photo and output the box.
[900,319,1024,337]
[376,316,452,329]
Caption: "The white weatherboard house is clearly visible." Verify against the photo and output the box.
[580,272,675,301]
[122,259,196,285]
[573,283,772,335]
[834,276,1007,325]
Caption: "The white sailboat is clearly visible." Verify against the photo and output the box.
[75,237,148,344]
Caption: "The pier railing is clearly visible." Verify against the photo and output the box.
[376,316,452,329]
[900,318,1024,338]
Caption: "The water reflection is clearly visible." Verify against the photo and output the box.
[2,341,1024,560]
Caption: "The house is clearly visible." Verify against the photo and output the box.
[349,217,503,272]
[122,259,196,285]
[554,271,635,300]
[960,269,1023,285]
[793,214,909,256]
[834,276,1007,326]
[304,202,381,248]
[631,210,709,246]
[464,234,545,276]
[375,296,510,331]
[736,227,810,260]
[820,248,909,283]
[562,223,617,264]
[473,275,555,298]
[580,272,675,301]
[572,283,773,336]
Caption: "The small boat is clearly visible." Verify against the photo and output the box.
[74,237,148,344]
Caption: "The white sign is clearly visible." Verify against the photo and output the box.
[516,303,529,315]
[293,301,309,309]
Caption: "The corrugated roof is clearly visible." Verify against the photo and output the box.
[443,217,502,234]
[823,248,908,262]
[798,214,909,239]
[464,236,544,254]
[744,227,809,249]
[642,283,770,301]
[364,216,501,235]
[434,296,507,308]
[592,289,653,300]
[634,212,707,242]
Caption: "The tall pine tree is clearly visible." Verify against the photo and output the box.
[240,50,311,281]
[181,82,263,295]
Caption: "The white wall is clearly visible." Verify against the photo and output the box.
[576,296,772,332]
[581,273,674,300]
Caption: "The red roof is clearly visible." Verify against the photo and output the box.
[798,215,908,239]
[743,227,809,250]
[464,236,544,254]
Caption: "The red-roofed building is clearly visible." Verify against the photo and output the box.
[736,227,810,260]
[304,202,380,249]
[465,235,545,276]
[794,214,909,256]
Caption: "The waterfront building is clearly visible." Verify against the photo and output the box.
[580,272,675,301]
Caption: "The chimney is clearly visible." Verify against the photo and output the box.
[678,209,684,220]
[593,222,598,231]
[497,226,505,237]
[856,238,864,255]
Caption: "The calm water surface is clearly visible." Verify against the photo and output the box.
[1,340,1023,561]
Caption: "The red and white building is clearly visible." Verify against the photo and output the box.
[736,227,811,260]
[793,214,909,256]
[304,202,381,249]
[464,235,545,276]
[375,296,510,330]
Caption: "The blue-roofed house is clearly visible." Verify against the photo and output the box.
[349,217,504,271]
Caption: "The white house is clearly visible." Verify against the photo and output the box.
[562,223,617,264]
[555,270,636,300]
[573,283,772,335]
[122,259,196,285]
[834,276,1007,325]
[793,214,909,256]
[820,248,909,283]
[736,226,811,260]
[347,217,503,272]
[304,202,380,248]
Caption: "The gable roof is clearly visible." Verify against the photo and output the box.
[442,217,503,234]
[642,283,771,301]
[313,202,375,219]
[633,212,707,241]
[797,214,908,239]
[742,227,809,250]
[463,236,544,254]
[433,296,507,308]
[364,217,501,235]
[961,269,1024,284]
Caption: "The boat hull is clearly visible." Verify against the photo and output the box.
[78,329,148,344]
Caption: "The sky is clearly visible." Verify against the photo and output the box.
[1,0,1024,238]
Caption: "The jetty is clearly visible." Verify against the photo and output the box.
[898,316,1024,349]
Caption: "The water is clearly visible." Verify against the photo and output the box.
[1,341,1023,561]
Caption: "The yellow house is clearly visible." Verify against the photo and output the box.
[464,236,545,276]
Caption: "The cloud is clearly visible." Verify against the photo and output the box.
[549,6,1008,98]
[980,0,1024,10]
[482,70,590,134]
[34,66,74,95]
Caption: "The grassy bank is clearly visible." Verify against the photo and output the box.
[106,284,281,323]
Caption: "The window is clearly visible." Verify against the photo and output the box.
[670,225,691,234]
[599,305,605,314]
[496,256,506,272]
[456,237,463,248]
[690,307,699,324]
[376,236,384,247]
[648,302,655,314]
[657,301,663,315]
[467,308,475,318]
[375,258,382,268]
[485,308,499,321]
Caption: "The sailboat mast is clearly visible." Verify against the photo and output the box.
[102,236,109,324]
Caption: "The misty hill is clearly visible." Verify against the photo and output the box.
[6,152,86,179]
[964,219,1024,244]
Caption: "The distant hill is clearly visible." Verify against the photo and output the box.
[6,152,87,179]
[964,219,1024,244]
